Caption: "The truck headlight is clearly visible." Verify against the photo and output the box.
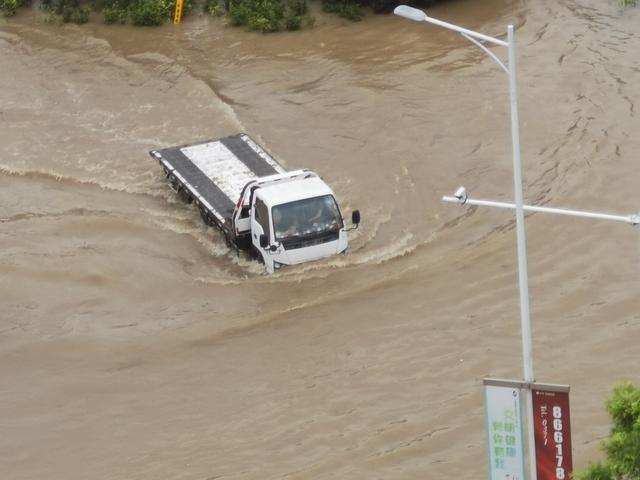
[273,261,286,270]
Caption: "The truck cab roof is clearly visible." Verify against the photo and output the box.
[257,175,336,207]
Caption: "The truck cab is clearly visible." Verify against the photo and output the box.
[250,175,350,272]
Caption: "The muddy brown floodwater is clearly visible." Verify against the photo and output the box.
[1,0,639,478]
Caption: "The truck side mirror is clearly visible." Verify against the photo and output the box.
[259,234,269,249]
[352,210,361,225]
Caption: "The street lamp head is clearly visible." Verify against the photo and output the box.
[453,186,468,204]
[393,5,428,22]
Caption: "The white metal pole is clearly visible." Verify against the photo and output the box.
[442,195,640,225]
[507,25,538,480]
[507,25,533,384]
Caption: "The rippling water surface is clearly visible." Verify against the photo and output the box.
[1,0,639,478]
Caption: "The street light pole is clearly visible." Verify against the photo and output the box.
[393,6,537,479]
[505,27,539,480]
[443,189,640,226]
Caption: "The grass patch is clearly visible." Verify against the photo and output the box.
[322,0,364,21]
[1,0,29,17]
[225,0,311,32]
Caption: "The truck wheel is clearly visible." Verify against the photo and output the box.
[177,187,193,204]
[200,209,215,227]
[250,247,264,264]
[168,176,180,193]
[223,234,235,250]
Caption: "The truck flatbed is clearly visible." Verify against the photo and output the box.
[150,134,286,231]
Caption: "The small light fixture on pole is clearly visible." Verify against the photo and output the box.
[394,5,537,479]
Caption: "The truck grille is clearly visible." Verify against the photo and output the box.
[282,231,339,250]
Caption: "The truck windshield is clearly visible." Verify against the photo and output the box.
[272,195,343,241]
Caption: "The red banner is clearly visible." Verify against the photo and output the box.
[532,386,573,480]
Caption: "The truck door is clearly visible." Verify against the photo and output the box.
[251,197,274,272]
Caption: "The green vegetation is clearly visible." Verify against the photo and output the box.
[204,0,223,16]
[1,0,29,17]
[102,1,129,23]
[574,383,640,480]
[223,0,311,32]
[322,0,364,21]
[40,0,91,23]
[2,0,438,28]
[128,0,173,25]
[1,0,17,16]
[39,0,184,25]
[38,0,310,29]
[5,0,631,29]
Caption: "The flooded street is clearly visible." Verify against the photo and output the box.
[1,0,639,477]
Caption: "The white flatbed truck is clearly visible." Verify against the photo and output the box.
[150,134,360,273]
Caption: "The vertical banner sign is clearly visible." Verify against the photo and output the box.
[484,379,526,480]
[532,384,573,480]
